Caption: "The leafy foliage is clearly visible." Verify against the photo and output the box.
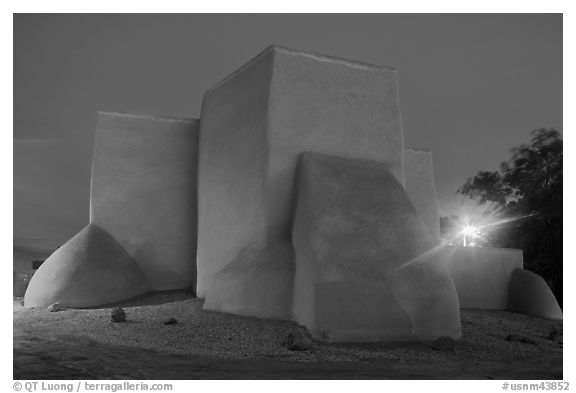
[458,128,563,305]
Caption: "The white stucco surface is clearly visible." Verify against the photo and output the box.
[203,242,294,320]
[404,148,441,244]
[291,153,461,342]
[91,112,199,291]
[197,46,405,297]
[444,246,523,310]
[24,224,151,308]
[507,268,562,320]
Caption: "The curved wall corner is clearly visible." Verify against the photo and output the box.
[507,268,563,320]
[24,224,151,308]
[444,246,523,310]
[90,112,199,291]
[404,148,441,244]
[391,246,461,341]
[203,242,294,320]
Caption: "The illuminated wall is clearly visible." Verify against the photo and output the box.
[90,112,199,291]
[198,45,405,299]
[404,148,441,244]
[444,246,523,309]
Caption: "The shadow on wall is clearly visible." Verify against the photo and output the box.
[443,246,523,310]
[507,268,563,320]
[203,242,295,321]
[443,246,562,321]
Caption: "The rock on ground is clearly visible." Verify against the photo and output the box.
[284,328,313,351]
[430,336,456,352]
[111,308,126,322]
[506,334,537,345]
[47,303,62,312]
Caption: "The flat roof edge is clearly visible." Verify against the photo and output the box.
[272,45,397,73]
[98,111,198,124]
[405,147,432,153]
[204,45,397,97]
[447,245,524,253]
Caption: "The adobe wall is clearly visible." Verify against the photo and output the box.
[198,46,405,298]
[202,242,294,320]
[508,268,562,320]
[265,47,405,241]
[444,246,523,309]
[197,49,274,298]
[291,153,461,341]
[404,148,441,244]
[90,112,199,291]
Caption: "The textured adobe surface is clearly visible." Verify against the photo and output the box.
[24,224,151,308]
[507,268,563,320]
[404,148,441,244]
[291,153,460,341]
[203,242,294,320]
[197,46,405,297]
[391,246,462,340]
[444,246,523,309]
[91,112,198,291]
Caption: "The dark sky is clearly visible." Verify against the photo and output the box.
[13,13,562,252]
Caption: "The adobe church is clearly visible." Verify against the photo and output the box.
[24,46,562,342]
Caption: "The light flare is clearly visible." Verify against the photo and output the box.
[442,197,533,248]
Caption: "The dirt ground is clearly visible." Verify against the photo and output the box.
[13,291,563,379]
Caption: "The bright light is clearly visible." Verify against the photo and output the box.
[460,225,480,247]
[442,196,530,248]
[461,225,480,237]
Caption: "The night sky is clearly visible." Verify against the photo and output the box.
[13,13,562,253]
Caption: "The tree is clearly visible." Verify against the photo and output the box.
[458,128,563,305]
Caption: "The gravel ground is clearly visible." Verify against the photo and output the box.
[13,290,563,365]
